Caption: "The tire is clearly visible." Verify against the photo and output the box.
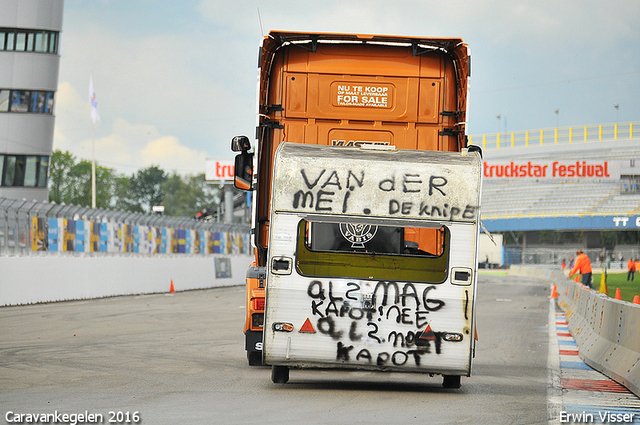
[442,375,461,389]
[247,351,262,366]
[271,365,289,384]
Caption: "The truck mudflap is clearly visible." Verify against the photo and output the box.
[245,329,263,366]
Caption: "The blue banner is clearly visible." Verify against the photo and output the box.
[483,214,640,232]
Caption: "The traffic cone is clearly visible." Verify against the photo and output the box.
[169,280,175,293]
[614,287,621,300]
[633,295,639,305]
[599,271,608,296]
[550,284,558,299]
[574,274,580,283]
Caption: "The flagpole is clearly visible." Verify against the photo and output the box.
[91,123,96,208]
[89,73,99,208]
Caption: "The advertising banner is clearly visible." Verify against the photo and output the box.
[76,220,85,252]
[100,223,109,252]
[48,218,60,252]
[31,217,48,251]
[483,160,621,180]
[484,215,640,232]
[205,159,235,182]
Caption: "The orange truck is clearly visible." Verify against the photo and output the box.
[231,31,474,375]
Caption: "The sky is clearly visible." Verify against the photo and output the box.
[53,0,640,176]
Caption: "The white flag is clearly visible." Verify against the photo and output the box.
[89,75,100,124]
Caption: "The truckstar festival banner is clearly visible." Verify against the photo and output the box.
[483,160,621,180]
[205,159,235,182]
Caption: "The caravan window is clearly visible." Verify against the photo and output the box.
[296,220,449,283]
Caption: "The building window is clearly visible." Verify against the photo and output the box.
[11,91,30,112]
[37,156,49,188]
[35,31,47,52]
[0,28,59,54]
[1,155,49,188]
[0,90,8,112]
[15,32,26,51]
[24,156,38,186]
[0,89,55,114]
[5,32,14,50]
[3,155,19,186]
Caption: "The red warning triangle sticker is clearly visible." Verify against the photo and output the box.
[299,318,316,333]
[420,324,436,340]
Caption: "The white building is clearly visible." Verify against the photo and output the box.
[0,0,64,201]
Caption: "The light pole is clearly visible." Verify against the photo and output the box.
[614,104,619,124]
[554,109,559,128]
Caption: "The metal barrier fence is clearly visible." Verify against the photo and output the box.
[469,121,639,151]
[503,246,640,268]
[0,197,251,256]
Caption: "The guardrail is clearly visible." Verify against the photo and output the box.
[0,197,250,256]
[509,265,640,398]
[469,121,639,151]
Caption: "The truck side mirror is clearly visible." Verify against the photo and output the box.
[234,151,253,190]
[231,135,252,152]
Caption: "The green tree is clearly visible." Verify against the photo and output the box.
[114,176,141,212]
[48,150,116,208]
[65,160,116,208]
[48,150,76,204]
[162,173,220,217]
[116,165,167,213]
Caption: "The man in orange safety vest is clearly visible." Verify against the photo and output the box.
[628,257,636,281]
[569,249,593,289]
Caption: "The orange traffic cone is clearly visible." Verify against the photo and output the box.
[550,284,558,299]
[574,274,580,283]
[169,280,176,293]
[633,295,639,305]
[614,287,621,300]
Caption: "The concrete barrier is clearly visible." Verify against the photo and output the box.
[509,265,640,398]
[0,254,253,306]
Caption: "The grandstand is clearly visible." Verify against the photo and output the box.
[474,122,640,265]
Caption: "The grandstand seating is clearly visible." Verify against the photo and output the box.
[479,137,640,219]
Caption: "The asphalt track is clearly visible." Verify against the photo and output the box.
[0,273,594,424]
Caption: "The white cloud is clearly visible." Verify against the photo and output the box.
[141,136,208,174]
[55,0,640,158]
[53,81,208,175]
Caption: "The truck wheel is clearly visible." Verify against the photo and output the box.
[247,351,262,366]
[442,375,461,389]
[271,365,289,384]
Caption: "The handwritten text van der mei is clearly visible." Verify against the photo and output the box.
[483,161,611,179]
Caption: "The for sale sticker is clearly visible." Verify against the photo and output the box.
[333,83,392,108]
